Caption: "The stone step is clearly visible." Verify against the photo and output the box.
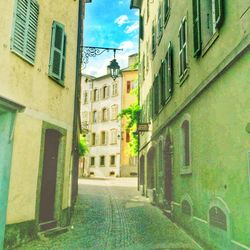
[38,226,69,238]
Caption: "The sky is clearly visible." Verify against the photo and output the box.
[83,0,139,77]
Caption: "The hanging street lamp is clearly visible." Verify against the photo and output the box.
[82,46,123,80]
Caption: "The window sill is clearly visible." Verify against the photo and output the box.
[202,31,219,57]
[11,49,35,66]
[180,167,192,175]
[90,165,95,168]
[110,165,116,167]
[49,75,65,87]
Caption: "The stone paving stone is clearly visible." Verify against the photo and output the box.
[16,178,202,250]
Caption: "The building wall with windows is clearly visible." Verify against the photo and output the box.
[120,65,138,177]
[0,0,85,248]
[81,74,122,177]
[132,0,250,248]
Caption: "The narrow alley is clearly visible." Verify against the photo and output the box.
[17,178,201,250]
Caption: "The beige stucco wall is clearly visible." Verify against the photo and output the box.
[0,0,79,224]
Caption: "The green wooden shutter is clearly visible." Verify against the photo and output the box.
[178,23,183,76]
[192,0,201,57]
[164,0,170,22]
[214,0,224,29]
[152,21,156,54]
[49,21,66,84]
[168,42,173,94]
[160,63,165,105]
[140,15,144,40]
[11,0,39,64]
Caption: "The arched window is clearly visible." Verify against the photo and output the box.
[93,89,98,101]
[92,110,97,123]
[181,199,192,216]
[102,108,108,122]
[111,105,118,120]
[209,206,227,231]
[103,86,109,99]
[181,118,191,168]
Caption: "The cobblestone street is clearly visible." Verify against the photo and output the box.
[17,178,201,250]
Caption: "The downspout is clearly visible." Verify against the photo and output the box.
[71,0,84,206]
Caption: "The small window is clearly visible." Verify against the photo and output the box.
[111,105,118,120]
[126,131,130,142]
[83,91,88,104]
[157,3,163,43]
[100,156,105,166]
[112,83,118,96]
[181,119,191,167]
[127,81,131,93]
[181,200,192,216]
[48,21,67,85]
[11,0,39,64]
[101,131,106,145]
[93,89,98,101]
[153,75,160,117]
[209,206,227,231]
[139,15,144,40]
[179,17,188,79]
[103,86,109,99]
[92,111,97,123]
[90,157,95,167]
[102,108,108,122]
[111,129,117,144]
[110,155,115,166]
[91,133,96,146]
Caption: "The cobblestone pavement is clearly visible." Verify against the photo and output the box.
[17,178,201,250]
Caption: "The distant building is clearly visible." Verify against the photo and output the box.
[131,0,250,249]
[81,73,122,177]
[0,0,88,248]
[81,54,138,178]
[120,54,138,177]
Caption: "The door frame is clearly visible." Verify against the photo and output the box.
[35,121,67,230]
[0,97,24,249]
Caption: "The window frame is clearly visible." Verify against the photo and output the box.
[90,157,95,167]
[100,156,105,167]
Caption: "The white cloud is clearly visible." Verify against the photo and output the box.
[114,15,129,26]
[125,21,139,34]
[119,41,135,51]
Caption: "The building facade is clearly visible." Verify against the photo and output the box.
[131,0,250,249]
[81,73,122,177]
[0,0,86,248]
[120,54,138,177]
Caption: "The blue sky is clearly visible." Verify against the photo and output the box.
[83,0,139,76]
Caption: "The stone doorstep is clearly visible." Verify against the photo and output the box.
[38,226,69,238]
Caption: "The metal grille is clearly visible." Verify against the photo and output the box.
[209,206,227,231]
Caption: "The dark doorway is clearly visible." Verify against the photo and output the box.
[39,129,61,227]
[164,134,172,206]
[147,148,155,189]
[139,155,145,193]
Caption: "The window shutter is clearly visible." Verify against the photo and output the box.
[107,108,110,121]
[214,0,224,29]
[168,42,173,94]
[96,134,99,146]
[49,21,66,84]
[152,21,156,54]
[164,0,170,22]
[178,23,183,76]
[140,15,144,40]
[107,86,110,97]
[11,0,39,64]
[192,0,201,57]
[159,63,165,105]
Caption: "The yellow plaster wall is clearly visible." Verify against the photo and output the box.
[0,0,79,224]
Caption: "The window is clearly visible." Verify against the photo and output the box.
[152,20,156,55]
[110,155,115,166]
[83,91,88,104]
[153,75,160,117]
[100,156,105,166]
[48,21,67,85]
[163,42,173,102]
[103,86,109,99]
[127,81,131,93]
[102,108,108,122]
[100,131,108,145]
[126,131,130,142]
[92,111,97,123]
[112,83,118,96]
[209,206,227,231]
[157,3,163,43]
[91,133,96,146]
[93,89,98,101]
[90,157,95,167]
[11,0,39,64]
[192,0,202,57]
[111,105,118,120]
[181,119,191,168]
[179,17,188,79]
[110,129,117,144]
[164,0,170,23]
[181,200,192,216]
